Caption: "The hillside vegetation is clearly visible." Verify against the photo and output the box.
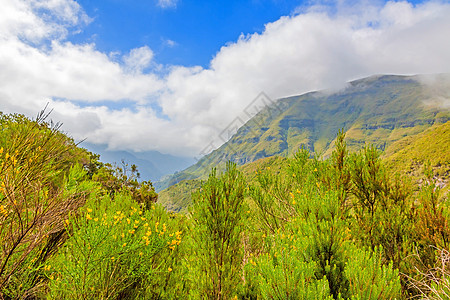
[384,121,450,196]
[158,122,450,214]
[157,74,450,191]
[158,156,286,214]
[1,111,450,298]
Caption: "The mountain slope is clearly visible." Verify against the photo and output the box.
[157,156,286,213]
[383,120,450,196]
[156,74,450,191]
[159,122,450,214]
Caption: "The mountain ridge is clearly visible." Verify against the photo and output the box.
[155,74,450,191]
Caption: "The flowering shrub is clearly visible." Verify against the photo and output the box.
[47,191,182,299]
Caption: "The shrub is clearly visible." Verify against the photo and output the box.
[190,162,246,299]
[47,190,180,299]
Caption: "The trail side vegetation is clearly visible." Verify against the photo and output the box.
[0,112,449,299]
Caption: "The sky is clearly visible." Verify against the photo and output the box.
[0,0,449,158]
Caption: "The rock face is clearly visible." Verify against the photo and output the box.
[156,74,450,191]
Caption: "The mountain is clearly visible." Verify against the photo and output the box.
[156,74,450,191]
[158,121,450,214]
[81,143,195,182]
[158,156,286,213]
[383,120,450,196]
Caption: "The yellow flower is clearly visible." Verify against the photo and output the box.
[87,208,92,213]
[93,218,99,222]
[168,267,172,272]
[0,147,3,154]
[86,214,92,220]
[122,243,127,247]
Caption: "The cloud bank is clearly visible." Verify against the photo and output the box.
[0,0,450,157]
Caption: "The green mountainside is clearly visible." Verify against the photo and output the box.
[158,156,286,213]
[158,121,450,214]
[383,120,450,196]
[156,74,450,192]
[2,81,450,299]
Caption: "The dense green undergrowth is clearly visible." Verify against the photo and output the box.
[1,112,449,299]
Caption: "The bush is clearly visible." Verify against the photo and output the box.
[47,190,181,299]
[0,113,87,298]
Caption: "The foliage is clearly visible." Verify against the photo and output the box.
[345,246,401,299]
[245,131,403,299]
[190,162,247,299]
[1,109,450,299]
[46,188,181,299]
[0,112,88,298]
[89,158,158,209]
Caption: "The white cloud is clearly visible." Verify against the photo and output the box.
[165,39,177,48]
[0,0,450,158]
[123,46,154,74]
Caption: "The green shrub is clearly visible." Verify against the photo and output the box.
[190,162,246,299]
[0,113,87,298]
[47,190,180,299]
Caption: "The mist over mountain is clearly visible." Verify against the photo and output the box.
[82,143,195,182]
[155,74,450,191]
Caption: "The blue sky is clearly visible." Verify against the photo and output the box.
[73,0,307,67]
[72,0,429,68]
[0,0,449,157]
